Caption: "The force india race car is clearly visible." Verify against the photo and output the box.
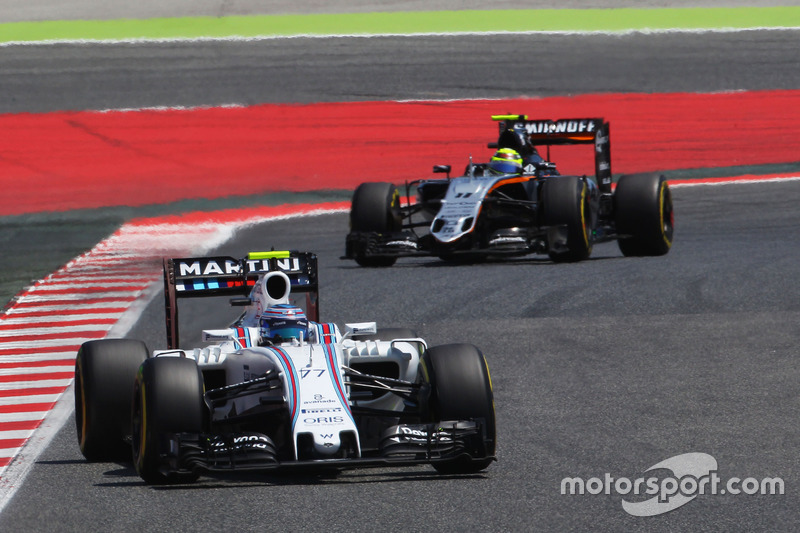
[75,251,495,484]
[344,114,674,266]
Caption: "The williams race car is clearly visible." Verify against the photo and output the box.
[345,114,674,266]
[75,251,495,484]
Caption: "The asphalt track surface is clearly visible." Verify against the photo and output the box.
[2,31,800,113]
[5,182,800,531]
[2,13,800,533]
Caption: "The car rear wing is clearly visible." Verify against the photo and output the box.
[162,251,319,349]
[491,114,612,193]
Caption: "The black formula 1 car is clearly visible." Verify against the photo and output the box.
[75,251,495,484]
[344,114,674,266]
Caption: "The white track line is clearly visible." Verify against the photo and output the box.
[2,26,800,48]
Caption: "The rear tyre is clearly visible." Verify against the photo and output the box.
[615,174,674,256]
[350,182,401,267]
[75,339,149,461]
[541,176,592,262]
[132,357,205,484]
[421,344,496,474]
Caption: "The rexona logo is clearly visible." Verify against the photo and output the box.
[561,453,784,517]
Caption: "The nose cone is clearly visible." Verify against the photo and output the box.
[313,431,341,456]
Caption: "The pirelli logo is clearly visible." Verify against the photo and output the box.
[175,257,301,278]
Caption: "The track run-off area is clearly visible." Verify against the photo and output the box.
[1,3,800,526]
[2,91,800,215]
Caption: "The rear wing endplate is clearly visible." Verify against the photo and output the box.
[162,251,319,349]
[492,115,612,193]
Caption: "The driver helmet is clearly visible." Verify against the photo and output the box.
[488,148,523,175]
[259,304,309,344]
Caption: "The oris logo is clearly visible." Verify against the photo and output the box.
[304,416,345,425]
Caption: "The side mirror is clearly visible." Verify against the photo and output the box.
[433,165,451,178]
[345,322,377,338]
[202,328,237,342]
[230,297,252,306]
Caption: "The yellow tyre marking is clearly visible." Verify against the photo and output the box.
[660,183,673,248]
[580,185,590,249]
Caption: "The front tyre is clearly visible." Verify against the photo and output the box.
[132,357,205,484]
[75,339,149,461]
[421,344,496,474]
[615,174,674,256]
[349,182,401,267]
[541,176,592,262]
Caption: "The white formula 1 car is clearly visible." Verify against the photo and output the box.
[75,251,495,484]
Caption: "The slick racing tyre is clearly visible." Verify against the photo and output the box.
[132,356,205,484]
[350,182,401,233]
[421,344,496,474]
[350,182,401,267]
[615,174,674,256]
[541,176,592,262]
[75,339,149,461]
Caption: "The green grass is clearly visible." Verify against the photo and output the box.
[1,7,799,43]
